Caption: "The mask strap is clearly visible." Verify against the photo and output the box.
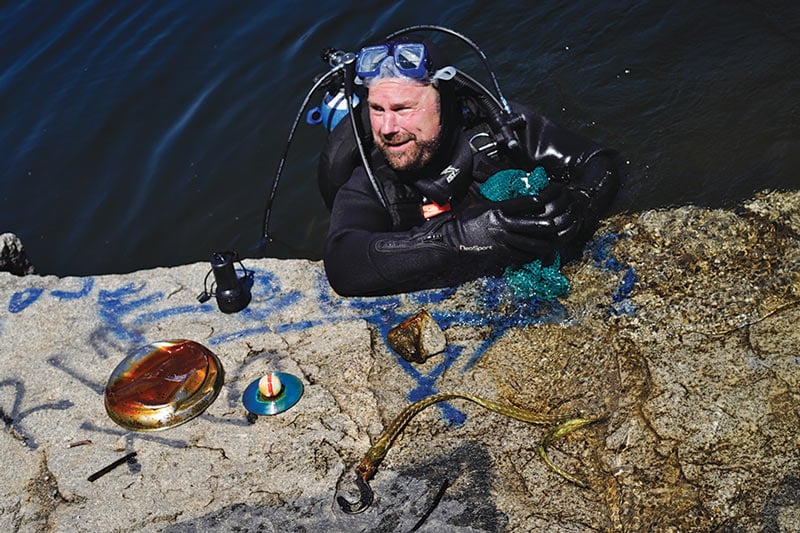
[430,66,456,87]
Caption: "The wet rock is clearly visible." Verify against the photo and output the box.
[0,190,798,532]
[479,189,800,531]
[387,309,446,363]
[0,233,35,275]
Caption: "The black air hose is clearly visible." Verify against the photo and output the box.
[452,71,525,151]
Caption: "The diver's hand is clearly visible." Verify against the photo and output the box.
[525,182,584,242]
[444,198,555,260]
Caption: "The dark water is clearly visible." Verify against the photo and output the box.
[2,1,798,276]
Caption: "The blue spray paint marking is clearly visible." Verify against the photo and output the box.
[9,278,95,314]
[369,308,468,426]
[274,320,327,333]
[205,268,309,345]
[95,268,301,348]
[299,273,473,424]
[210,327,272,345]
[612,265,637,301]
[97,283,162,346]
[590,232,638,314]
[246,270,302,310]
[8,287,44,313]
[438,277,568,372]
[330,275,568,425]
[408,286,458,305]
[133,304,213,325]
[7,241,634,437]
[51,278,95,300]
[591,232,624,270]
[406,345,468,426]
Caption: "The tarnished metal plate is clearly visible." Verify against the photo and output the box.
[104,339,224,431]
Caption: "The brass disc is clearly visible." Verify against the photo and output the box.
[104,339,224,431]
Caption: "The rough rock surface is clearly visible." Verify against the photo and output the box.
[0,233,35,276]
[0,190,798,532]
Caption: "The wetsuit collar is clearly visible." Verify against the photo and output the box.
[410,132,474,205]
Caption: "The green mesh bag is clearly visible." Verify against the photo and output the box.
[479,167,570,300]
[480,167,550,201]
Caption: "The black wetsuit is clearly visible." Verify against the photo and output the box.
[321,100,619,296]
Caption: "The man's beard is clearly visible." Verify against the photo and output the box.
[378,134,440,171]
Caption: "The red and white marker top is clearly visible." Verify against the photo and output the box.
[257,373,283,398]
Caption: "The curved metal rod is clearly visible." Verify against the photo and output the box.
[337,472,373,514]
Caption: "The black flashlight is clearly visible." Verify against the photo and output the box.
[199,251,251,313]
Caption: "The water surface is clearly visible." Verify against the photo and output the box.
[1,1,798,275]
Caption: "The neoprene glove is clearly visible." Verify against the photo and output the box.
[366,195,572,291]
[439,196,557,261]
[526,181,584,243]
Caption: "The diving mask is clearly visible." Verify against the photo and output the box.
[356,41,455,87]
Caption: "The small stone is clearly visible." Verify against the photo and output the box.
[387,309,446,363]
[113,435,127,452]
[0,233,35,275]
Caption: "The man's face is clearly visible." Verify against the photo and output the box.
[367,79,441,171]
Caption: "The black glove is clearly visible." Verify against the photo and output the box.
[438,197,556,261]
[524,181,585,243]
[367,197,560,291]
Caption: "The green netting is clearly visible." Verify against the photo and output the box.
[479,167,570,300]
[480,167,550,201]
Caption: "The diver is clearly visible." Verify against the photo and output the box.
[309,29,620,297]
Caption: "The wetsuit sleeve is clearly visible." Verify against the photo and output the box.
[324,168,561,296]
[323,167,461,296]
[515,102,620,222]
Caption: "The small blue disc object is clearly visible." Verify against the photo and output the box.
[242,372,303,415]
